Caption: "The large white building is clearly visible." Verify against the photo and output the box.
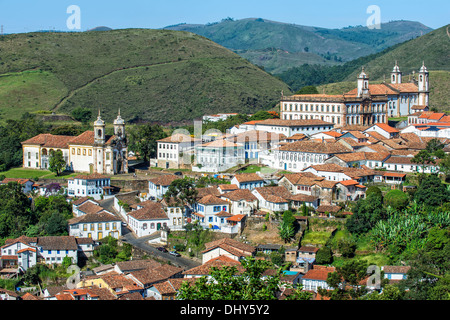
[279,63,430,127]
[21,110,128,175]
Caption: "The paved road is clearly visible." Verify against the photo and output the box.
[121,229,201,271]
[99,196,201,270]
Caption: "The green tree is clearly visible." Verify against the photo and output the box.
[346,192,387,235]
[278,210,296,243]
[71,107,92,123]
[319,260,369,300]
[48,149,67,176]
[128,124,167,162]
[412,149,436,174]
[177,256,310,300]
[295,85,319,94]
[315,246,333,265]
[414,174,450,207]
[164,177,198,206]
[0,182,35,238]
[337,238,356,258]
[45,211,68,235]
[384,189,409,211]
[399,227,450,300]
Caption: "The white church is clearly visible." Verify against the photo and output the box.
[21,110,128,175]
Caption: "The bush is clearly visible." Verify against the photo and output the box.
[315,246,333,265]
[384,189,409,210]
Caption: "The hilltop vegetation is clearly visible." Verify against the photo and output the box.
[0,28,291,123]
[165,18,433,73]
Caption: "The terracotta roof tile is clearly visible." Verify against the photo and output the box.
[21,133,74,149]
[128,202,168,221]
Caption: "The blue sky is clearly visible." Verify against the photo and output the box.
[0,0,448,34]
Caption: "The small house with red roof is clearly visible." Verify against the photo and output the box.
[364,123,400,140]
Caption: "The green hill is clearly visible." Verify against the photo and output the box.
[0,28,291,123]
[344,24,450,81]
[164,18,433,73]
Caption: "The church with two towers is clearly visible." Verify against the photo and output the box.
[21,110,128,175]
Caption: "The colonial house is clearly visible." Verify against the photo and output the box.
[335,180,367,202]
[364,123,400,140]
[1,236,37,272]
[156,133,202,169]
[125,264,184,298]
[230,172,266,190]
[183,255,244,279]
[217,184,239,194]
[72,197,103,217]
[21,110,128,175]
[1,235,96,270]
[289,194,320,210]
[251,186,292,213]
[310,131,343,141]
[0,178,34,194]
[194,139,245,173]
[68,211,122,240]
[191,195,231,230]
[36,236,79,266]
[147,278,196,300]
[254,119,334,137]
[381,266,411,284]
[126,201,169,238]
[67,174,112,200]
[277,172,325,196]
[148,175,179,200]
[200,238,256,264]
[325,152,391,169]
[265,140,352,172]
[159,197,186,231]
[301,265,336,292]
[220,188,258,216]
[303,163,376,184]
[383,156,440,174]
[226,130,286,162]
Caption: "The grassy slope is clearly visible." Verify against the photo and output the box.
[0,29,291,123]
[344,24,450,81]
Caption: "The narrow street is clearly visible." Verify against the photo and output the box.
[121,230,201,270]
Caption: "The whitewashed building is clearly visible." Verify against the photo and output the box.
[156,133,202,169]
[67,174,112,200]
[68,211,122,240]
[194,139,244,173]
[126,201,169,238]
[264,140,352,172]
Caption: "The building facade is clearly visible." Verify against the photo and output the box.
[279,63,430,126]
[22,110,128,175]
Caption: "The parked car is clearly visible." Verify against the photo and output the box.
[157,247,168,253]
[169,251,181,257]
[174,172,183,176]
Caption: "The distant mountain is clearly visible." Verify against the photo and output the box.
[87,26,113,32]
[0,29,291,124]
[164,18,433,74]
